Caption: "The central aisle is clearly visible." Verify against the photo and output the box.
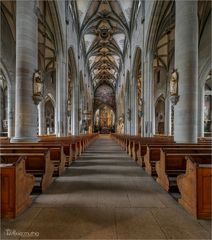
[2,136,210,239]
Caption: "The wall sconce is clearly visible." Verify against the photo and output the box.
[32,70,43,105]
[169,69,179,105]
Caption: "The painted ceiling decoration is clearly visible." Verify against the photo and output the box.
[70,0,139,90]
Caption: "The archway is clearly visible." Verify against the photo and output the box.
[155,96,165,135]
[93,83,115,133]
[44,99,55,134]
[94,105,115,134]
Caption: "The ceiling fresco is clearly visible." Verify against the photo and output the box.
[70,0,139,90]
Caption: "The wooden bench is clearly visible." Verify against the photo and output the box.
[39,133,98,164]
[0,137,10,143]
[0,151,54,192]
[39,137,73,167]
[144,144,210,176]
[198,137,212,144]
[156,148,211,192]
[1,156,35,218]
[111,134,174,163]
[177,155,211,219]
[135,138,174,166]
[0,143,66,176]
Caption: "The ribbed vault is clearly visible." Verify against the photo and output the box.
[71,0,138,91]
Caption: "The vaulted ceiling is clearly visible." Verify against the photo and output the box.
[70,0,139,90]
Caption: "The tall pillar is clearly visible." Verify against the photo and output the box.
[7,87,15,138]
[71,76,79,135]
[38,101,45,135]
[198,85,204,137]
[11,0,38,142]
[124,93,128,134]
[56,57,67,136]
[143,51,154,137]
[174,0,198,143]
[130,75,137,135]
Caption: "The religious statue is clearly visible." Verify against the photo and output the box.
[169,69,179,105]
[32,70,43,105]
[33,70,43,95]
[170,69,178,96]
[117,114,124,134]
[67,99,72,116]
[138,98,144,117]
[95,112,100,125]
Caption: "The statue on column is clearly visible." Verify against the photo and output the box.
[169,69,179,105]
[32,70,43,105]
[33,70,43,95]
[170,69,178,96]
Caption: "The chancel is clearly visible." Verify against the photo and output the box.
[0,0,211,239]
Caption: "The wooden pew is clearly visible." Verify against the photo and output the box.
[0,151,54,192]
[1,156,35,218]
[144,144,210,176]
[156,148,211,192]
[39,137,73,167]
[136,137,174,166]
[39,136,82,161]
[0,137,10,143]
[177,155,211,219]
[0,142,66,176]
[198,137,212,144]
[111,134,174,163]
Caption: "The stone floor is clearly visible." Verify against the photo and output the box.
[1,135,211,240]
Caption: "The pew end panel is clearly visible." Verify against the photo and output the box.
[1,157,35,218]
[177,155,212,219]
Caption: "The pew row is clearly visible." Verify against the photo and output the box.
[144,144,211,176]
[155,148,211,192]
[1,156,35,218]
[0,143,66,176]
[110,133,174,164]
[177,155,211,219]
[39,133,99,162]
[0,151,54,192]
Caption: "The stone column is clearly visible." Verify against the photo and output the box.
[143,51,154,137]
[198,85,204,137]
[38,101,45,135]
[130,75,137,135]
[124,93,128,134]
[174,0,198,143]
[11,0,38,142]
[55,57,67,136]
[71,75,79,135]
[7,86,15,138]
